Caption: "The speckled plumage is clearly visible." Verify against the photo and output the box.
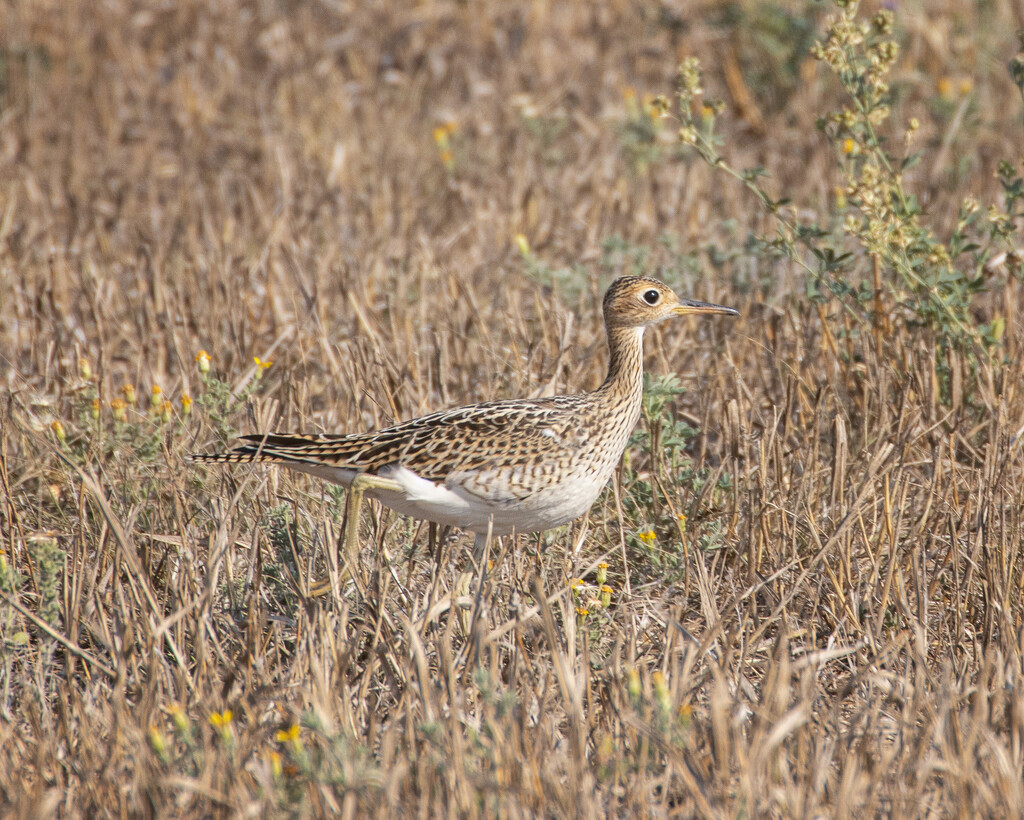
[190,276,737,536]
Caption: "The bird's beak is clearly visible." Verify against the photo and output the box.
[672,298,739,317]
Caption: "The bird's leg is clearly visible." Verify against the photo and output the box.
[343,473,404,572]
[471,530,491,569]
[457,528,494,636]
[466,529,496,663]
[308,473,404,598]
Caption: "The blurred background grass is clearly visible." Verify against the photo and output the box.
[2,0,1024,816]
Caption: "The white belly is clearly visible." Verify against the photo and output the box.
[271,461,611,535]
[367,465,608,535]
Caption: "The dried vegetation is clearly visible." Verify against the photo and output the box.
[2,0,1024,816]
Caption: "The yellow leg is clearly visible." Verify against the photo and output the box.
[310,473,404,598]
[343,473,404,567]
[457,530,493,635]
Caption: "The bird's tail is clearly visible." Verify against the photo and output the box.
[188,433,337,465]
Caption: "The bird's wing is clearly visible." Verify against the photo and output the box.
[189,396,585,483]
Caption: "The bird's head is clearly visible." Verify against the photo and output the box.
[602,276,738,329]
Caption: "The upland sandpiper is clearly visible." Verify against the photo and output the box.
[190,276,738,562]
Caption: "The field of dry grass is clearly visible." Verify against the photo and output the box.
[3,0,1024,816]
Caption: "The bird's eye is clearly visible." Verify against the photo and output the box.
[642,289,660,305]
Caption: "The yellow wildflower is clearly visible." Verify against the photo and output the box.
[167,703,190,735]
[627,666,641,701]
[433,122,456,169]
[195,350,211,374]
[275,723,302,753]
[209,710,234,744]
[642,93,667,119]
[148,726,168,760]
[653,670,671,713]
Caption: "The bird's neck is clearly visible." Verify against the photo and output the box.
[595,325,646,411]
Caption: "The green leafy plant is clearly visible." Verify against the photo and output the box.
[673,0,1023,380]
[621,374,729,583]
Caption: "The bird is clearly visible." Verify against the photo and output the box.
[189,276,738,566]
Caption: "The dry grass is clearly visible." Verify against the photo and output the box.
[2,0,1024,816]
